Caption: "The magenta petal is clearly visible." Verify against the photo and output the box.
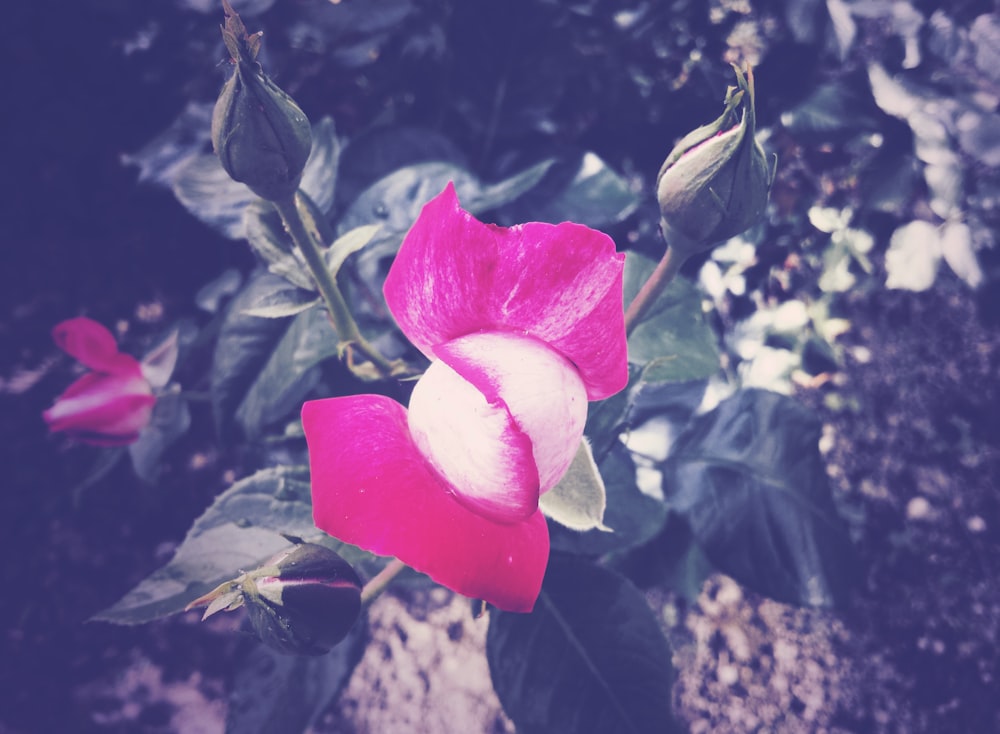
[302,395,549,612]
[383,183,628,400]
[53,317,141,376]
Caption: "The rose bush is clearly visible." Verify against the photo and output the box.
[43,317,156,446]
[302,183,628,612]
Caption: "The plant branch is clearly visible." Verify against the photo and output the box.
[623,243,688,335]
[273,192,396,378]
[360,558,407,606]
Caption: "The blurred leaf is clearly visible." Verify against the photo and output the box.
[867,63,923,120]
[244,201,314,291]
[196,269,244,314]
[70,448,127,505]
[784,0,825,44]
[241,299,320,319]
[940,220,983,289]
[487,555,681,734]
[298,117,340,215]
[140,329,180,391]
[885,220,941,291]
[825,0,856,60]
[466,159,555,215]
[238,277,319,318]
[623,253,720,382]
[540,440,609,532]
[226,624,366,734]
[550,441,667,556]
[780,81,874,134]
[172,153,255,239]
[584,365,641,462]
[128,389,192,484]
[292,0,418,68]
[335,126,467,210]
[236,305,340,440]
[970,13,1000,84]
[122,102,214,187]
[955,108,1000,169]
[180,0,276,14]
[625,378,708,449]
[212,271,295,440]
[521,152,639,227]
[661,388,857,608]
[924,157,964,219]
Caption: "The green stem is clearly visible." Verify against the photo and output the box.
[623,243,687,336]
[273,192,395,377]
[360,558,407,606]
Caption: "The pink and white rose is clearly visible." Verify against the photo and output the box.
[302,183,628,612]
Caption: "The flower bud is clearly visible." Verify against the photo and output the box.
[211,0,312,202]
[656,65,774,257]
[187,542,362,656]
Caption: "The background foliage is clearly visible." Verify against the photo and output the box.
[2,0,999,732]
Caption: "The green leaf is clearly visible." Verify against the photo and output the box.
[780,81,875,134]
[325,224,381,277]
[212,271,293,437]
[94,467,321,624]
[583,365,639,462]
[661,388,857,608]
[244,201,314,291]
[885,220,942,292]
[487,555,681,734]
[226,624,366,734]
[236,305,340,439]
[465,158,555,214]
[242,299,321,319]
[624,252,720,382]
[512,152,639,227]
[172,153,255,239]
[128,388,191,483]
[550,440,667,556]
[211,271,294,440]
[539,440,609,532]
[239,279,319,318]
[299,117,340,215]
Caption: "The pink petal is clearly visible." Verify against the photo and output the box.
[44,372,155,444]
[410,332,586,520]
[53,317,141,376]
[383,183,628,400]
[302,395,549,613]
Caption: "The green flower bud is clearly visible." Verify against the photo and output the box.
[211,0,312,202]
[187,542,362,656]
[656,65,774,257]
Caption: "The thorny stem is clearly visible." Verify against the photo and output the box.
[360,558,407,606]
[623,241,688,336]
[272,192,396,378]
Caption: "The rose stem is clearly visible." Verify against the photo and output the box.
[273,192,395,377]
[623,242,688,336]
[360,558,407,606]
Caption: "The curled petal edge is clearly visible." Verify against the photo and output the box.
[384,183,628,400]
